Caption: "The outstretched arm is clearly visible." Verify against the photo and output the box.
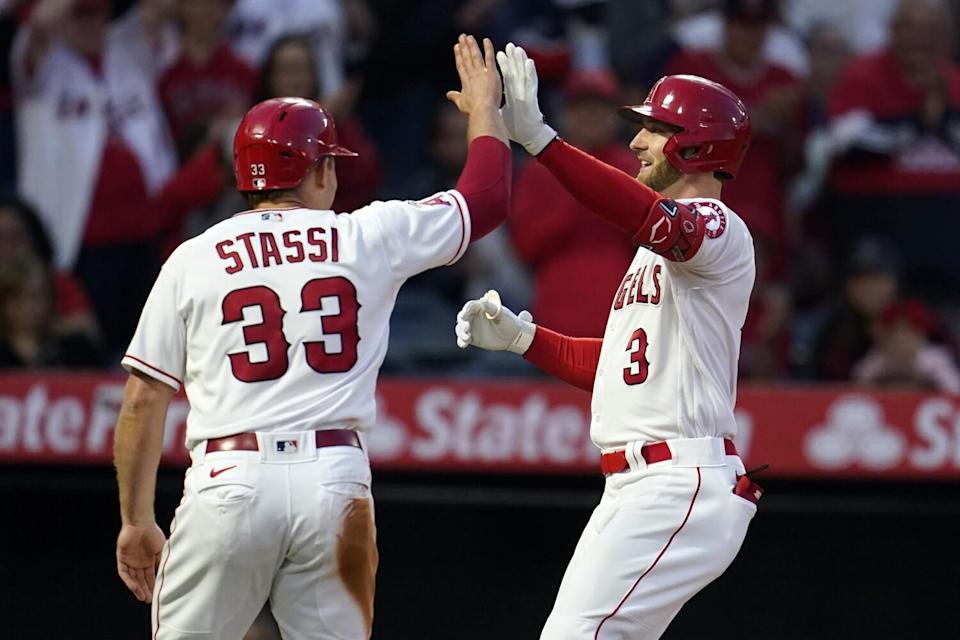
[523,326,602,392]
[496,43,704,260]
[446,34,511,241]
[455,291,601,392]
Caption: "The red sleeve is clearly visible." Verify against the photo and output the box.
[455,136,512,241]
[523,325,602,392]
[537,139,705,261]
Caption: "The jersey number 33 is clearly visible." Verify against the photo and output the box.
[221,276,360,382]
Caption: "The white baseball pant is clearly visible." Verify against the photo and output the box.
[540,438,756,640]
[151,432,377,640]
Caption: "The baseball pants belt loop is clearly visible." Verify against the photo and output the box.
[205,429,362,453]
[600,438,738,475]
[624,441,644,472]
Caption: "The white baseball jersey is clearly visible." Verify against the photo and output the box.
[122,191,470,448]
[590,198,755,449]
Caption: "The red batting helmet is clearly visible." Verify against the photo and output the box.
[233,97,357,192]
[619,75,751,179]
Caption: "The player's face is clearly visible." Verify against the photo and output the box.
[630,120,683,192]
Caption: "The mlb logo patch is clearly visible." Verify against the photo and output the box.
[253,178,267,190]
[261,212,283,222]
[276,440,299,453]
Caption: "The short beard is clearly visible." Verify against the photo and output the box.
[639,160,683,193]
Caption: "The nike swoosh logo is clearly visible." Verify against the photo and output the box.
[209,465,237,478]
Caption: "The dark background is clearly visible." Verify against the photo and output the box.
[2,466,958,639]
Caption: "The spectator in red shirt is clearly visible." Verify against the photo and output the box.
[510,70,638,338]
[824,0,960,302]
[663,0,803,268]
[158,0,256,160]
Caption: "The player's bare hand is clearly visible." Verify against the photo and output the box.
[117,522,166,603]
[446,34,502,115]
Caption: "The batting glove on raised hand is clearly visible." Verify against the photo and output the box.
[456,290,535,354]
[496,42,557,156]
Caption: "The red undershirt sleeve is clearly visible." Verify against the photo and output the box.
[536,138,705,261]
[537,138,659,236]
[523,325,603,392]
[455,136,512,241]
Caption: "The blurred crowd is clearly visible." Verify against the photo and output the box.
[1,0,960,392]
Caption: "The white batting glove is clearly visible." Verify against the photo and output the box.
[496,42,557,156]
[456,290,535,355]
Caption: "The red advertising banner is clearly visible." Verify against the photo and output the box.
[1,373,959,478]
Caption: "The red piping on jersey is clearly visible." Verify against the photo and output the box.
[523,326,602,392]
[445,192,467,266]
[123,355,183,387]
[455,136,511,242]
[153,516,177,640]
[594,467,702,639]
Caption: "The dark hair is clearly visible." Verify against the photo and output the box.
[254,35,320,103]
[0,254,53,338]
[0,196,55,265]
[244,189,295,208]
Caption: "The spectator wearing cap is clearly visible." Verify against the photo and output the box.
[853,299,960,392]
[824,0,960,302]
[510,70,638,338]
[812,238,901,381]
[663,0,805,274]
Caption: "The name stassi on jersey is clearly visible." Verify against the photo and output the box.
[215,226,340,274]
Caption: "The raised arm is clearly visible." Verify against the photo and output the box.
[16,0,74,79]
[495,43,703,261]
[446,34,511,241]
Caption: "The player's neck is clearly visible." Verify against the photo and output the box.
[660,175,722,201]
[254,198,308,211]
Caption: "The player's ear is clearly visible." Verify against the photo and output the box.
[314,157,336,188]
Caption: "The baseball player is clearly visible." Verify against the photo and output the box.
[456,44,760,639]
[113,34,510,639]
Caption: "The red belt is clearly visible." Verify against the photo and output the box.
[205,429,361,453]
[600,438,738,475]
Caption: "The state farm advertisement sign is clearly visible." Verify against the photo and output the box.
[1,373,959,478]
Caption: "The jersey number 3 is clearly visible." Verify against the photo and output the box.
[221,277,360,382]
[623,328,650,385]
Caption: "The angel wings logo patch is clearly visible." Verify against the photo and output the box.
[695,202,727,239]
